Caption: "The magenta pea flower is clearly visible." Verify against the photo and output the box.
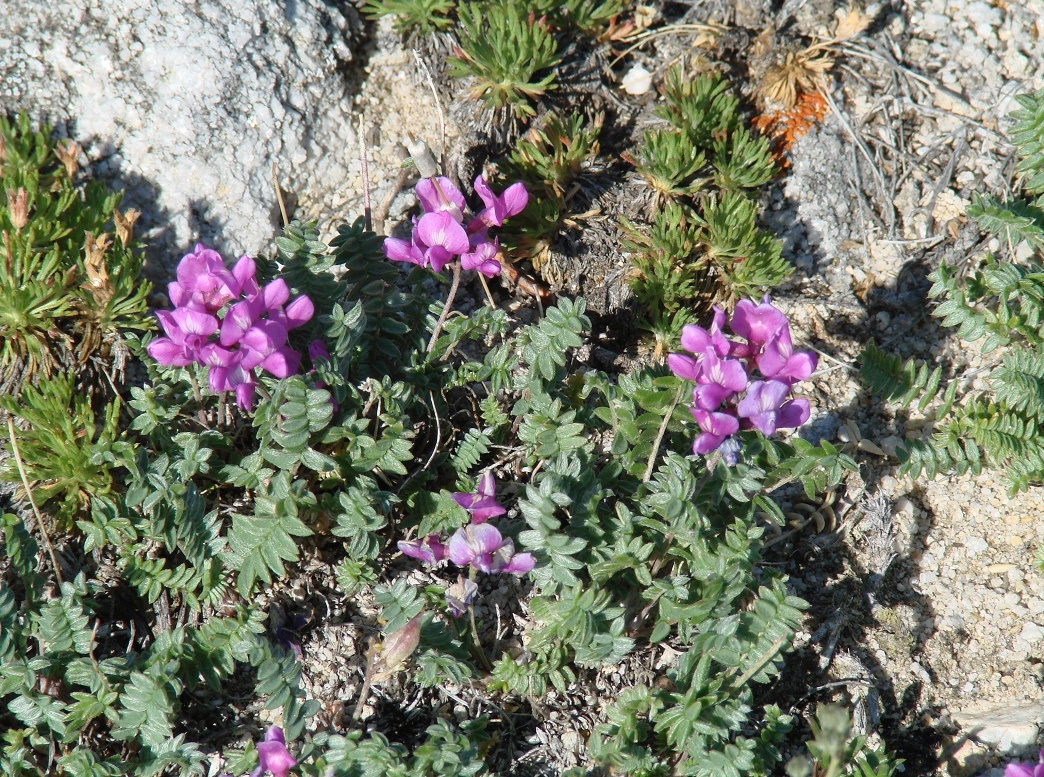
[149,244,314,410]
[383,176,525,279]
[147,307,219,366]
[171,244,240,312]
[460,238,502,278]
[445,576,479,618]
[199,344,260,410]
[670,296,817,464]
[691,407,740,456]
[1007,751,1044,777]
[398,534,448,566]
[668,308,736,382]
[383,223,428,268]
[757,327,818,385]
[416,176,466,221]
[251,726,296,777]
[474,176,529,227]
[736,380,810,436]
[681,307,733,359]
[452,471,506,523]
[730,297,788,357]
[448,523,535,575]
[415,211,471,273]
[692,351,748,411]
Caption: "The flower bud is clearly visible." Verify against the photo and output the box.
[374,612,422,680]
[114,208,140,247]
[7,187,28,232]
[55,141,82,178]
[404,132,438,179]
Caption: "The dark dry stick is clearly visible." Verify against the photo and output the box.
[360,117,372,232]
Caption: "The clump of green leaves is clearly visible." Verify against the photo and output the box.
[0,374,126,526]
[448,2,562,119]
[0,113,151,392]
[531,0,631,36]
[498,111,604,267]
[860,88,1044,494]
[361,0,456,36]
[625,128,708,209]
[502,111,603,200]
[786,705,902,777]
[623,69,787,347]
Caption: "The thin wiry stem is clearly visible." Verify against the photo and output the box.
[6,416,64,585]
[360,115,373,232]
[642,384,684,482]
[272,162,289,228]
[426,261,462,354]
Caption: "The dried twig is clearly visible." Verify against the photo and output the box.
[359,116,372,232]
[6,416,64,585]
[272,163,289,228]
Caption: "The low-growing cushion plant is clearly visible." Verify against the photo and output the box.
[860,87,1044,495]
[0,149,872,775]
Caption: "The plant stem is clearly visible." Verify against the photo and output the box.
[6,417,64,585]
[426,261,462,354]
[468,603,493,671]
[351,646,379,723]
[642,384,685,482]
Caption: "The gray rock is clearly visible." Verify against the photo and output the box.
[1020,622,1044,644]
[954,702,1044,755]
[0,0,362,274]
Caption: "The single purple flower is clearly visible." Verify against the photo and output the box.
[282,294,314,329]
[691,408,740,456]
[416,176,466,221]
[737,380,810,436]
[251,726,296,777]
[383,230,427,268]
[232,254,260,299]
[415,211,470,272]
[219,295,265,347]
[175,244,240,312]
[445,576,479,618]
[452,471,506,524]
[147,307,219,366]
[237,320,290,371]
[448,523,534,575]
[398,534,448,565]
[474,176,528,227]
[730,297,788,355]
[692,351,748,411]
[757,327,817,385]
[460,238,502,277]
[680,307,732,359]
[1006,750,1044,777]
[200,344,259,410]
[667,353,701,382]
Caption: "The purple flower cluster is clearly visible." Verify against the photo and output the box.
[398,472,535,617]
[668,296,817,464]
[383,176,528,277]
[1008,751,1044,777]
[147,244,314,410]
